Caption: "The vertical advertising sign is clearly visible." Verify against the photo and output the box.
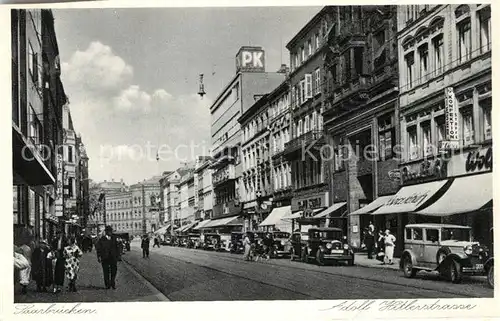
[439,87,460,152]
[55,153,64,217]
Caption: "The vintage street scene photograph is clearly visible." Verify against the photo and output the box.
[12,4,493,304]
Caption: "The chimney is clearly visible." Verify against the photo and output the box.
[277,64,289,74]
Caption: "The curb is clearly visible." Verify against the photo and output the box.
[121,258,171,301]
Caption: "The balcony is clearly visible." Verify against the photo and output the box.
[212,164,236,188]
[283,130,324,157]
[337,23,365,45]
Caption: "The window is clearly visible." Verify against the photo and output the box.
[461,108,474,146]
[421,121,432,157]
[354,47,364,76]
[68,177,74,198]
[482,101,492,140]
[29,106,42,146]
[311,112,317,130]
[426,229,439,242]
[304,116,310,133]
[297,120,303,137]
[68,145,73,163]
[436,115,445,145]
[478,8,491,53]
[28,42,38,85]
[305,74,312,99]
[314,68,321,95]
[315,33,320,50]
[405,228,412,240]
[418,44,429,80]
[405,52,415,89]
[408,126,418,160]
[300,79,306,104]
[413,228,423,241]
[432,35,444,76]
[331,64,337,85]
[294,54,299,69]
[301,46,305,62]
[378,114,394,160]
[308,39,312,56]
[457,20,471,62]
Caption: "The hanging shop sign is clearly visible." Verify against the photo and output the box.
[400,158,448,185]
[55,154,64,217]
[439,87,460,152]
[447,146,493,177]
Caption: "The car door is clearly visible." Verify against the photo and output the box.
[423,228,440,267]
[409,227,425,264]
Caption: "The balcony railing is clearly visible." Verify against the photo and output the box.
[284,130,324,155]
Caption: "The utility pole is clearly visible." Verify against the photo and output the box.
[142,183,147,234]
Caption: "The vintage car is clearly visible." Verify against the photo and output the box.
[485,227,494,288]
[289,231,308,261]
[291,228,354,266]
[186,233,200,249]
[270,231,291,258]
[251,231,267,255]
[230,232,244,254]
[202,233,221,251]
[218,234,231,252]
[161,236,174,246]
[400,224,491,283]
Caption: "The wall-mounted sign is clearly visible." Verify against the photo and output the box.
[441,87,459,151]
[448,146,492,177]
[55,154,64,217]
[236,46,265,73]
[400,158,448,185]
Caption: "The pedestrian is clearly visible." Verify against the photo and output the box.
[51,231,67,293]
[96,226,120,289]
[243,232,252,261]
[31,239,53,292]
[376,230,385,263]
[364,226,375,259]
[153,236,160,248]
[63,236,83,292]
[368,221,375,233]
[263,233,274,260]
[383,229,396,265]
[141,235,150,258]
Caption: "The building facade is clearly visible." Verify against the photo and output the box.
[12,9,68,244]
[210,46,286,223]
[177,168,196,227]
[75,135,90,232]
[322,5,400,248]
[375,4,492,250]
[283,8,332,222]
[194,156,213,220]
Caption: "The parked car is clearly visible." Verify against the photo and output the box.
[230,232,244,254]
[218,234,231,252]
[289,231,308,261]
[270,231,291,258]
[202,233,221,251]
[250,231,267,256]
[400,224,491,283]
[304,227,354,266]
[186,234,200,249]
[485,227,494,288]
[161,236,174,246]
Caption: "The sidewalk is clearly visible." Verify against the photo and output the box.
[14,252,168,303]
[355,252,400,270]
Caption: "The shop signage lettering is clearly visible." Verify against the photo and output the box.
[400,159,447,184]
[55,154,64,217]
[236,47,266,72]
[443,87,459,149]
[465,147,492,173]
[384,191,430,207]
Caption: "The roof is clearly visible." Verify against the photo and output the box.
[405,223,471,229]
[286,6,330,50]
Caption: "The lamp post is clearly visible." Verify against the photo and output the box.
[142,183,147,235]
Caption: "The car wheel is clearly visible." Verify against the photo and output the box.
[301,248,308,263]
[402,255,417,278]
[316,250,325,266]
[447,260,463,283]
[487,264,494,289]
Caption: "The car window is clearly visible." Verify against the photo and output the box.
[425,229,439,243]
[405,228,412,240]
[413,228,423,241]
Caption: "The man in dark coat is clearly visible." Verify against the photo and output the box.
[96,226,120,289]
[50,232,67,293]
[31,239,53,292]
[141,235,150,258]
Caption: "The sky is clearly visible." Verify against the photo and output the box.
[53,6,321,185]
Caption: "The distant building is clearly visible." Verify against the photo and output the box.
[194,156,214,220]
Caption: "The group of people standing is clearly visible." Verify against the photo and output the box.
[363,221,396,265]
[14,232,83,294]
[242,232,274,262]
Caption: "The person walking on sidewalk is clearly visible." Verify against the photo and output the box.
[383,229,396,265]
[64,236,83,292]
[376,230,385,262]
[31,239,53,292]
[364,226,375,259]
[51,232,67,293]
[243,232,252,261]
[141,235,150,258]
[15,243,32,294]
[153,236,160,248]
[96,226,120,289]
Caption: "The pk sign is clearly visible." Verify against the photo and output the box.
[236,47,266,72]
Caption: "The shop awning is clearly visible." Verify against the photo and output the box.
[204,215,241,228]
[372,179,450,215]
[193,220,212,230]
[179,221,199,233]
[314,202,346,218]
[259,206,291,226]
[154,224,171,235]
[349,196,395,215]
[416,173,492,216]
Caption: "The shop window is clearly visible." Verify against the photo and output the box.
[478,7,491,53]
[378,114,395,160]
[418,43,429,80]
[457,19,471,63]
[413,228,423,240]
[426,229,439,242]
[305,74,313,99]
[421,121,432,157]
[407,126,418,160]
[461,108,474,146]
[405,52,415,89]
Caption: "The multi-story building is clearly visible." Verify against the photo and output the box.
[12,9,67,244]
[372,4,492,251]
[194,156,213,220]
[131,176,162,234]
[322,5,400,248]
[105,189,136,234]
[75,135,90,232]
[283,7,332,225]
[209,46,285,230]
[177,168,196,227]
